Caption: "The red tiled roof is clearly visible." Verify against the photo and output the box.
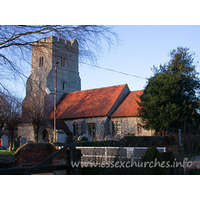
[49,84,128,119]
[110,90,143,117]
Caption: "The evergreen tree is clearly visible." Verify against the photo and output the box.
[138,47,200,134]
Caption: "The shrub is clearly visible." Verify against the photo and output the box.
[140,146,167,175]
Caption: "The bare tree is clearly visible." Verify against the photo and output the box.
[0,25,118,143]
[0,25,118,91]
[0,89,22,148]
[22,88,53,143]
[4,96,22,149]
[0,91,8,134]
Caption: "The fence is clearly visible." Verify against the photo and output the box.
[76,146,166,165]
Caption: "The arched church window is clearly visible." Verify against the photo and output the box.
[42,129,49,142]
[112,121,116,136]
[73,122,78,137]
[87,123,96,140]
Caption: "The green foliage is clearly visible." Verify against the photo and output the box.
[140,147,167,175]
[0,150,15,155]
[139,47,200,133]
[141,146,161,161]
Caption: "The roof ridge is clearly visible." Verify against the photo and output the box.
[110,89,144,118]
[130,89,144,92]
[63,84,128,95]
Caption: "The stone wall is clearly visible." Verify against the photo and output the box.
[0,143,55,167]
[0,155,16,166]
[18,123,35,142]
[0,142,81,175]
[17,143,55,167]
[64,116,110,141]
[110,117,154,137]
[64,116,153,142]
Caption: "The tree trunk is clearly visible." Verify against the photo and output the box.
[0,122,4,135]
[33,124,39,143]
[9,129,14,151]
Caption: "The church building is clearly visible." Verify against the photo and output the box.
[18,36,153,143]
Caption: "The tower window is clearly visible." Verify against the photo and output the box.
[62,82,65,90]
[39,57,44,67]
[60,57,65,67]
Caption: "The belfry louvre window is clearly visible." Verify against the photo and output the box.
[39,57,44,67]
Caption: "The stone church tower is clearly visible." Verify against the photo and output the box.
[26,35,81,101]
[18,36,81,142]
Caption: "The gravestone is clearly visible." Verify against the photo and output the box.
[20,137,27,146]
[1,135,9,149]
[14,136,21,150]
[57,130,68,143]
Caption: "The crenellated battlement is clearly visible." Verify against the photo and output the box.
[33,36,78,49]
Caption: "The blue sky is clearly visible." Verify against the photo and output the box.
[1,1,199,194]
[4,25,200,98]
[80,25,200,92]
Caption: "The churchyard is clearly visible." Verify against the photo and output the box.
[0,135,27,151]
[0,133,199,175]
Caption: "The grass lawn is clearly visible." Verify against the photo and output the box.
[0,151,15,155]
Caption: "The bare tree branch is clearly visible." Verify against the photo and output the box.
[0,25,118,92]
